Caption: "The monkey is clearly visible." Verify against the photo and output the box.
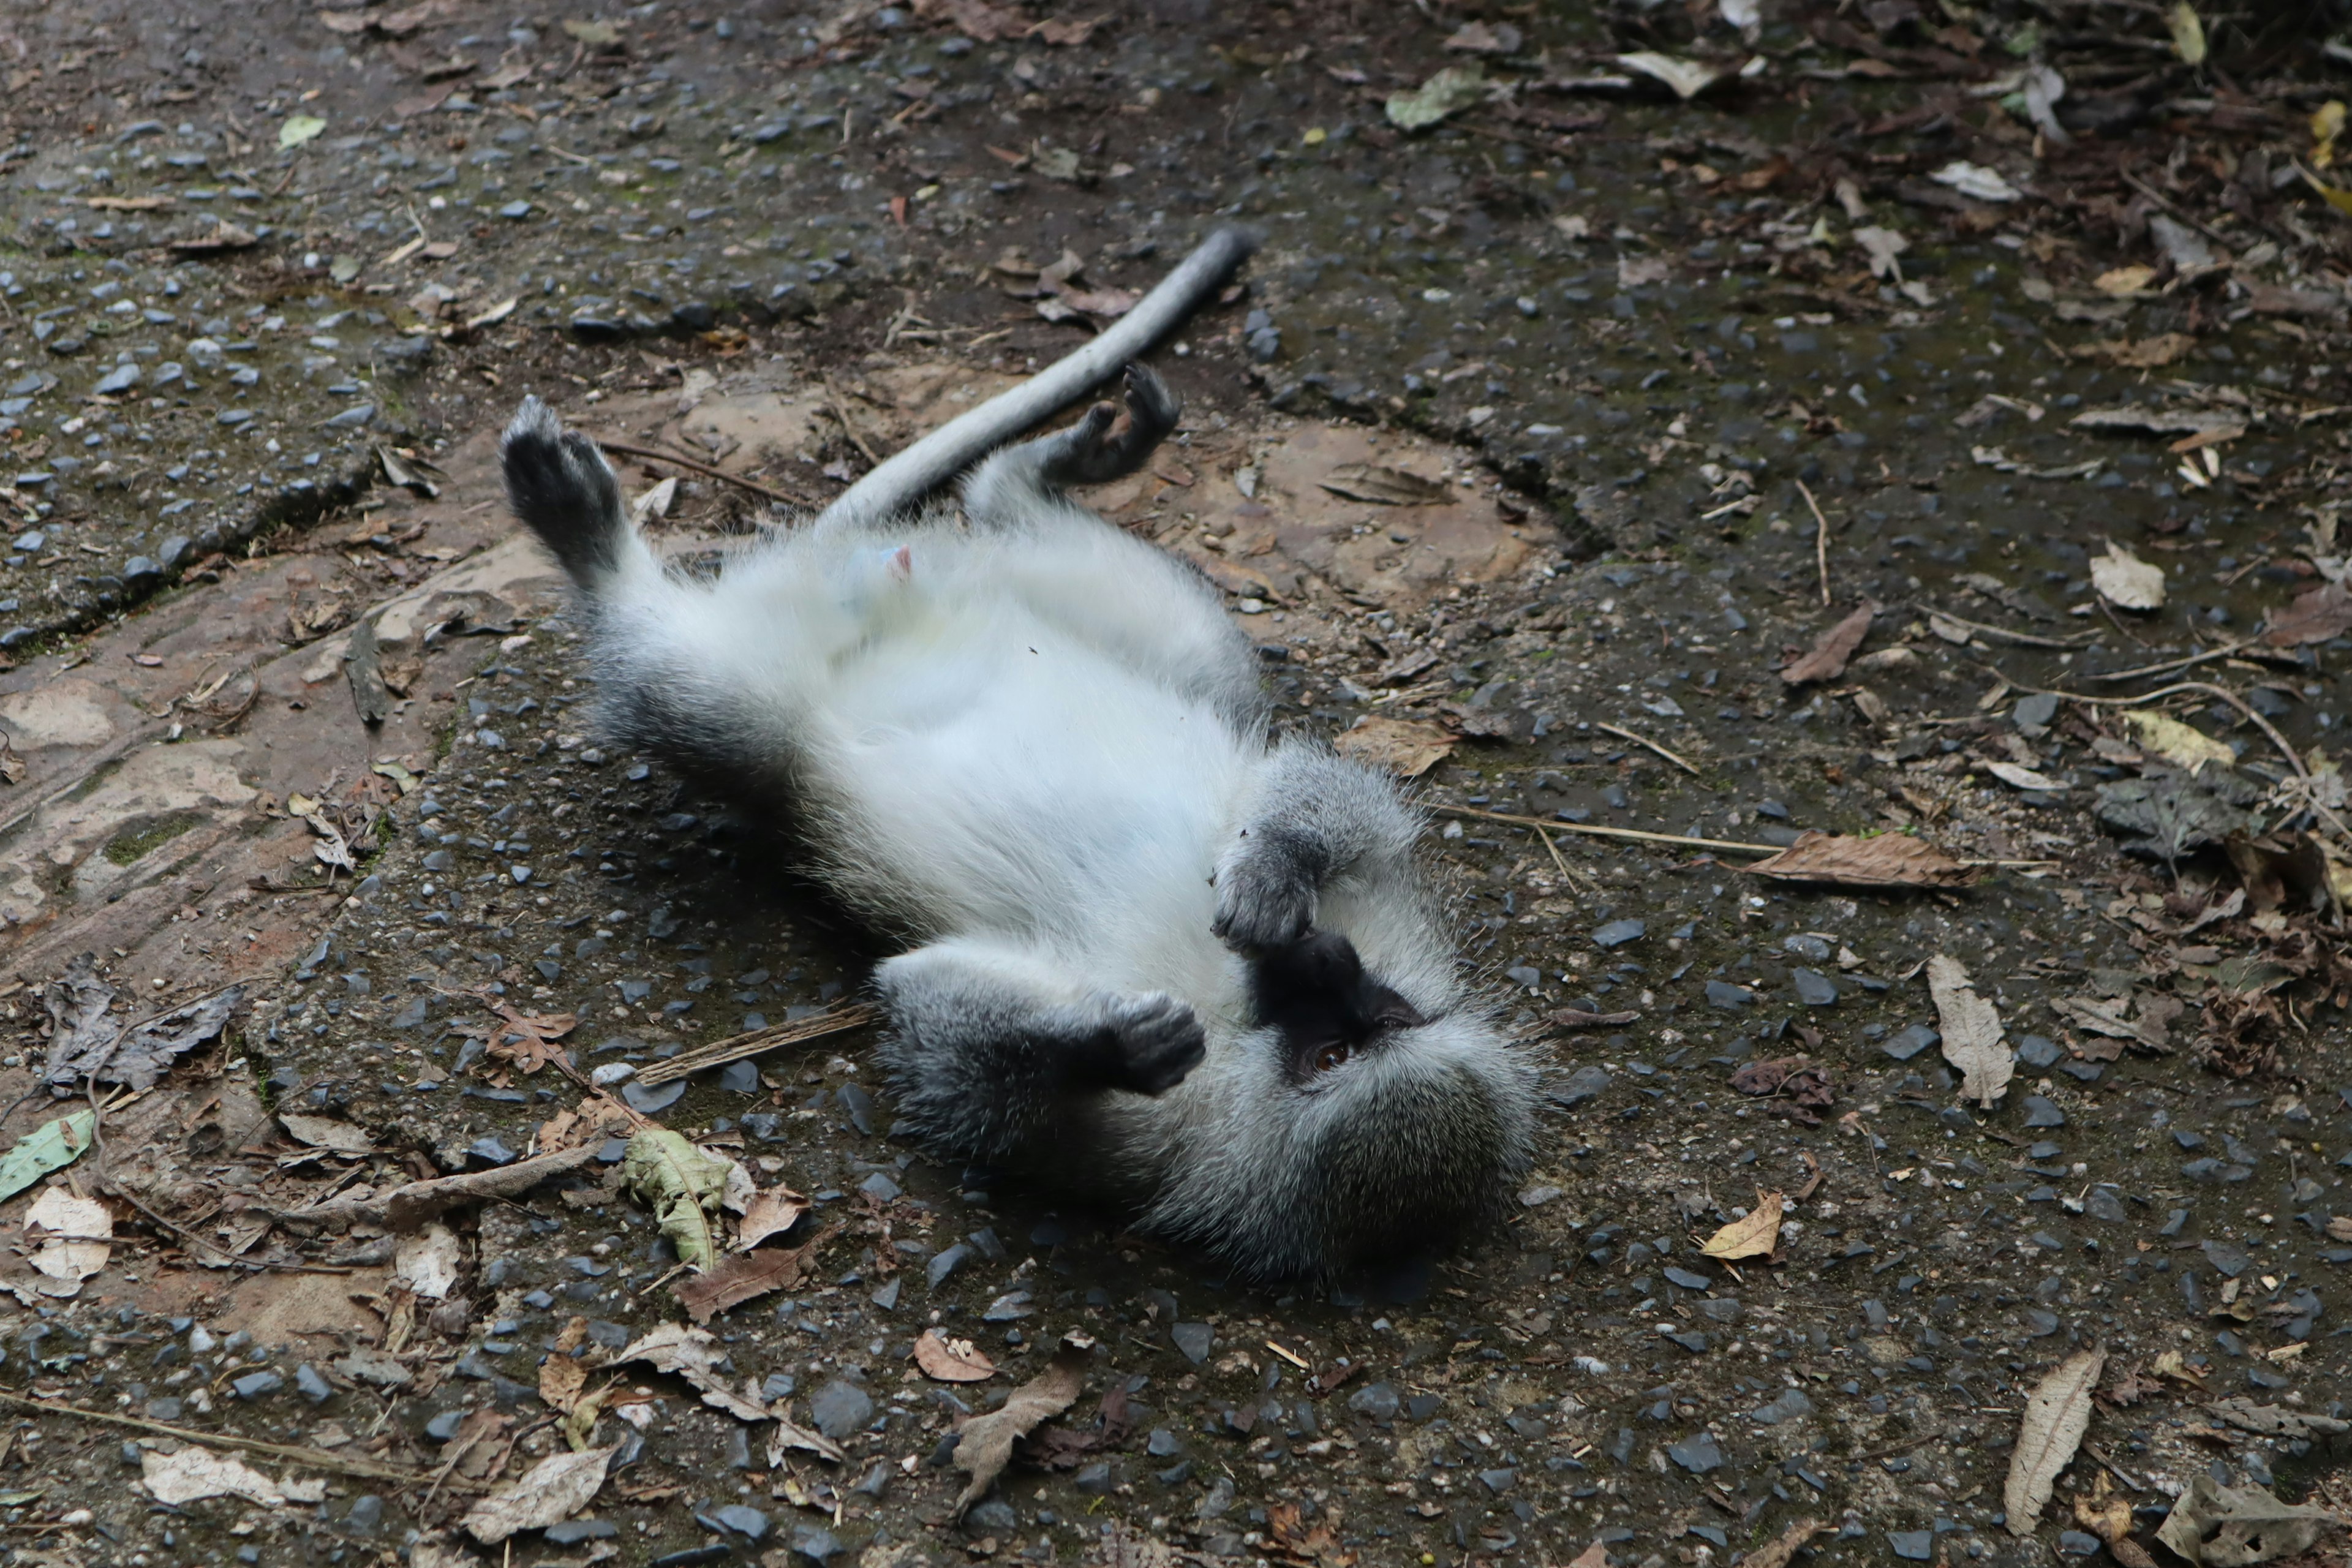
[499,228,1537,1283]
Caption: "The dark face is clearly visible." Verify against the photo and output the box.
[1248,930,1426,1084]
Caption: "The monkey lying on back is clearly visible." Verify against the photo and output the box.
[501,229,1536,1282]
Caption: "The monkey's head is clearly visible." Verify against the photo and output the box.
[1144,928,1539,1284]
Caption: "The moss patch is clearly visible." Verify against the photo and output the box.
[102,812,204,867]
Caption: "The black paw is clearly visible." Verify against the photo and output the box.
[1037,363,1182,488]
[1084,992,1205,1096]
[1212,856,1316,952]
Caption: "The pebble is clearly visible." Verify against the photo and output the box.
[1704,981,1754,1009]
[1890,1529,1932,1560]
[1791,968,1839,1006]
[1666,1432,1723,1472]
[1171,1322,1213,1363]
[295,1363,333,1403]
[926,1242,971,1288]
[710,1504,767,1539]
[1346,1381,1400,1422]
[809,1379,873,1439]
[623,1080,686,1114]
[2023,1096,2067,1128]
[1592,918,1645,948]
[230,1370,284,1400]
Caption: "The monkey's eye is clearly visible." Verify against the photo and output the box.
[1313,1041,1354,1072]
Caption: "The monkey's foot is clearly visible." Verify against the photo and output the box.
[1212,850,1317,953]
[1035,363,1181,489]
[1076,990,1205,1096]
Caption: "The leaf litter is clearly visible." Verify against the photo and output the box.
[950,1335,1092,1517]
[1927,954,2011,1107]
[2003,1345,2104,1535]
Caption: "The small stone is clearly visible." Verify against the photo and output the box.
[344,1494,384,1534]
[1890,1529,1932,1560]
[926,1243,971,1288]
[468,1137,515,1166]
[546,1520,617,1545]
[789,1525,842,1562]
[93,363,141,396]
[717,1060,760,1094]
[2023,1096,2067,1128]
[498,200,533,220]
[1347,1381,1401,1423]
[1478,1468,1517,1494]
[870,1276,900,1310]
[1593,918,1645,948]
[2013,693,2059,731]
[295,1363,333,1403]
[231,1370,284,1400]
[1750,1389,1812,1425]
[1551,1064,1612,1107]
[1171,1322,1213,1363]
[325,402,375,428]
[1792,968,1839,1006]
[424,1409,466,1440]
[2057,1530,2103,1556]
[2016,1034,2062,1068]
[1705,981,1754,1009]
[711,1504,767,1540]
[1883,1023,1940,1061]
[1667,1432,1724,1472]
[809,1379,873,1440]
[1074,1461,1115,1495]
[859,1171,902,1202]
[964,1499,1019,1536]
[623,1079,685,1114]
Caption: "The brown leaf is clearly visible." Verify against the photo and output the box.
[911,0,1030,41]
[1566,1542,1611,1568]
[539,1354,587,1415]
[951,1339,1090,1517]
[1332,717,1455,778]
[461,1446,616,1544]
[2074,333,2195,368]
[1265,1499,1356,1566]
[2263,580,2352,647]
[1928,954,2011,1107]
[1729,1056,1834,1125]
[1743,831,1973,889]
[1024,1384,1131,1471]
[674,1226,832,1324]
[1779,605,1874,685]
[1029,15,1102,45]
[914,1329,998,1383]
[2004,1346,2105,1536]
[734,1186,809,1250]
[481,1003,577,1074]
[532,1101,631,1156]
[167,221,260,254]
[1699,1191,1783,1259]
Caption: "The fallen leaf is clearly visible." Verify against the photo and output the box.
[1444,20,1523,52]
[1928,954,2011,1107]
[168,221,262,254]
[1566,1545,1611,1568]
[951,1338,1090,1517]
[44,953,243,1092]
[1985,761,2070,793]
[1743,831,1973,889]
[2004,1346,2105,1535]
[2206,1398,2352,1439]
[1699,1191,1784,1259]
[315,9,379,35]
[0,1112,95,1204]
[1029,16,1102,45]
[1333,717,1455,778]
[461,1446,615,1544]
[478,1003,577,1074]
[915,1329,998,1382]
[1744,1520,1826,1568]
[621,1128,731,1270]
[2167,0,2206,61]
[1779,605,1874,685]
[1317,462,1452,505]
[2075,333,2195,368]
[278,1114,375,1156]
[2090,543,2165,611]
[734,1186,809,1250]
[675,1226,832,1324]
[141,1447,284,1507]
[1615,51,1724,99]
[393,1222,464,1300]
[279,114,328,149]
[2126,712,2233,774]
[26,1188,110,1285]
[2154,1473,2339,1566]
[2095,769,2261,862]
[2071,405,2245,438]
[1386,64,1487,130]
[2094,265,2159,296]
[539,1355,587,1415]
[2263,580,2352,647]
[560,18,623,47]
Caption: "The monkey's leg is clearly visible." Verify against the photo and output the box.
[1212,739,1421,951]
[960,363,1180,524]
[872,938,1205,1160]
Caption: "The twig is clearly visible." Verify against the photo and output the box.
[1595,721,1706,779]
[0,1390,457,1487]
[1434,804,1781,856]
[1797,479,1833,606]
[1989,676,2310,780]
[593,438,813,508]
[821,374,882,466]
[1929,610,2095,649]
[633,1005,881,1088]
[1529,821,1594,895]
[2086,637,2261,684]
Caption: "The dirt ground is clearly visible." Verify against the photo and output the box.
[4,1,2352,1566]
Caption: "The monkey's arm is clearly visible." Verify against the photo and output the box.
[1212,739,1421,951]
[872,939,1205,1161]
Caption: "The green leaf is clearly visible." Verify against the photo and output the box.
[1385,64,1485,132]
[620,1128,730,1271]
[2166,0,2207,64]
[279,115,328,150]
[0,1112,94,1204]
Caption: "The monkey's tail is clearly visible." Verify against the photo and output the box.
[499,395,660,596]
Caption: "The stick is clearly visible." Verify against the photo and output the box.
[820,374,883,466]
[1529,821,1593,894]
[0,1390,458,1488]
[1594,721,1705,779]
[2086,638,2267,684]
[1433,804,1781,856]
[1929,609,2095,649]
[593,438,813,508]
[632,1005,881,1088]
[1798,479,1833,606]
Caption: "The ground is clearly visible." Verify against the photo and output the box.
[2,1,2352,1566]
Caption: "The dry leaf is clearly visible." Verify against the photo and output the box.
[1566,1545,1611,1568]
[2076,333,2195,368]
[460,1446,616,1544]
[26,1188,111,1285]
[278,1114,375,1156]
[2090,544,2165,611]
[1615,50,1724,99]
[2154,1473,2340,1565]
[1985,760,2070,793]
[393,1223,464,1300]
[1928,954,2011,1107]
[1333,717,1455,778]
[1318,462,1452,505]
[1743,1519,1826,1568]
[2126,712,2233,775]
[1779,605,1874,685]
[480,1003,578,1074]
[915,1329,998,1382]
[141,1446,286,1506]
[675,1226,832,1324]
[539,1355,588,1415]
[951,1338,1090,1517]
[2005,1346,2105,1534]
[1698,1191,1784,1259]
[734,1186,809,1250]
[2263,581,2352,647]
[1743,831,1972,889]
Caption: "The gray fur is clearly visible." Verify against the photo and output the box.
[499,282,1538,1284]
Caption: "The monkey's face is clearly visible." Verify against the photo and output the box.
[1246,929,1427,1084]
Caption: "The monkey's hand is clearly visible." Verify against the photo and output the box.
[1070,991,1205,1096]
[1212,846,1317,952]
[1033,364,1182,490]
